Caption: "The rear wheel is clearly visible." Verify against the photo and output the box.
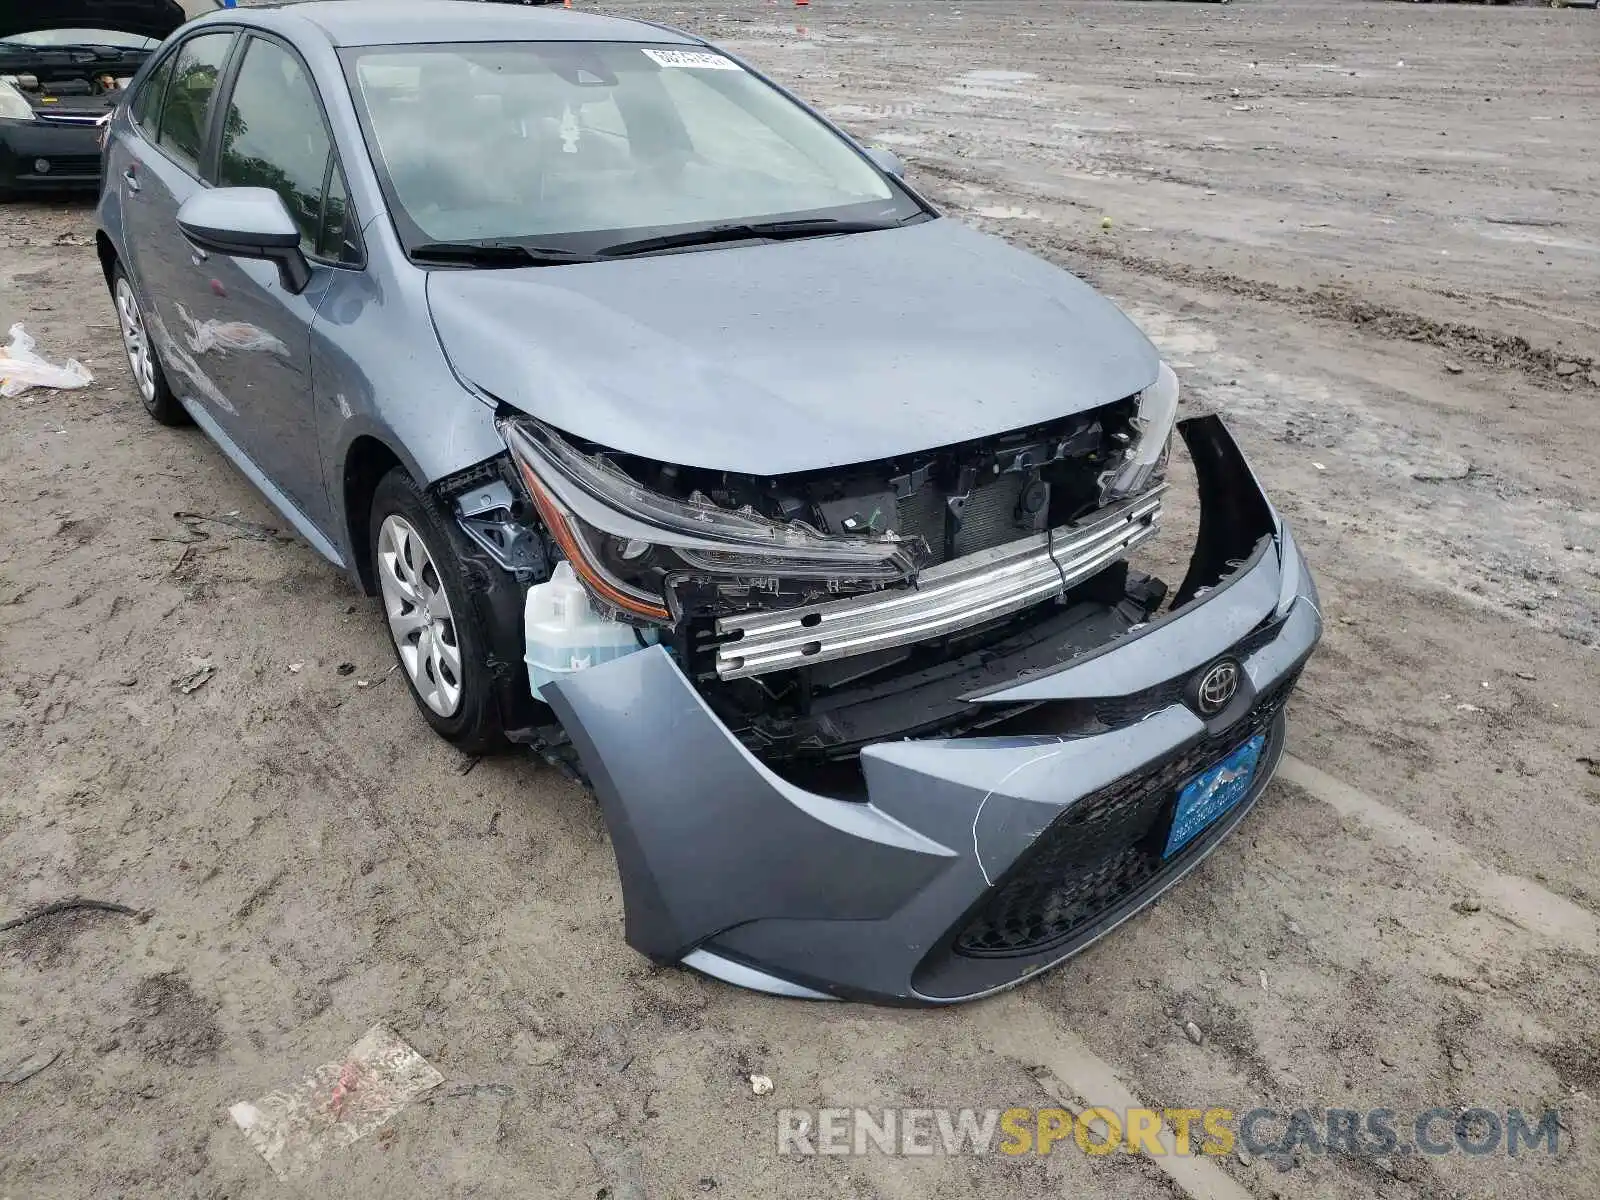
[369,467,518,754]
[112,264,188,426]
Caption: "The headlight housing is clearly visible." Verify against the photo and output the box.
[0,80,37,122]
[1099,361,1179,503]
[501,418,920,623]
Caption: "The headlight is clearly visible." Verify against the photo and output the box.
[1100,361,1179,504]
[500,418,920,623]
[0,80,36,122]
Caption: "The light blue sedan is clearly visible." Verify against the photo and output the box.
[97,0,1320,1005]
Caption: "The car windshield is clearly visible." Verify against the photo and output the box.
[342,40,923,254]
[1,29,156,49]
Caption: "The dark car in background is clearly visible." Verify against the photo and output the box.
[0,0,221,197]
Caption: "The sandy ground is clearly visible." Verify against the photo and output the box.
[2,1,1598,1197]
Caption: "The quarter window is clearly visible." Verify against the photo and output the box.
[130,52,174,130]
[219,36,355,262]
[155,32,233,171]
[316,167,360,263]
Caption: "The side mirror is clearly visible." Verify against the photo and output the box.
[177,187,311,294]
[864,146,906,180]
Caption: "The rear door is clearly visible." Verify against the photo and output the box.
[117,27,238,418]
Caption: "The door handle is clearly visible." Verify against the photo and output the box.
[122,168,140,193]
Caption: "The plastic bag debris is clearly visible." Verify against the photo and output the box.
[0,324,93,397]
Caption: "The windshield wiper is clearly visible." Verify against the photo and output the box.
[410,241,598,268]
[597,217,904,259]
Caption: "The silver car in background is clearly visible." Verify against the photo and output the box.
[95,0,1320,1005]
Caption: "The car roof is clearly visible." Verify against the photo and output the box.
[240,0,699,48]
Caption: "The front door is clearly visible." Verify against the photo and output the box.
[172,32,357,533]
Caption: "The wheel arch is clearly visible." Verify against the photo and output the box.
[95,231,118,289]
[341,434,406,596]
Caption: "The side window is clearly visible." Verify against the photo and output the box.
[131,52,174,130]
[155,32,234,172]
[218,37,351,260]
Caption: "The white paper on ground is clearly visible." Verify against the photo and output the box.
[228,1023,443,1180]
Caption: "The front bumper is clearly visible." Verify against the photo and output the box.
[0,119,104,191]
[542,417,1322,1005]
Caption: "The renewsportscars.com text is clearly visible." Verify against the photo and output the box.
[776,1106,1562,1158]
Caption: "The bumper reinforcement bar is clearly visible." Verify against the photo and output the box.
[714,486,1165,679]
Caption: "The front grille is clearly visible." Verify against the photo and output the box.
[1091,617,1286,728]
[954,670,1299,958]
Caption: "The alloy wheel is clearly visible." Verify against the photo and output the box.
[376,514,465,718]
[114,276,157,405]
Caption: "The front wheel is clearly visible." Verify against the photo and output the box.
[369,468,517,754]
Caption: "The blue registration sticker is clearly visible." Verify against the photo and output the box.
[1163,734,1266,858]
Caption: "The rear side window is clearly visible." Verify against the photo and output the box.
[219,36,356,262]
[130,53,174,130]
[156,32,234,171]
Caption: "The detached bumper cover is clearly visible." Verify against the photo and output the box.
[543,417,1322,1005]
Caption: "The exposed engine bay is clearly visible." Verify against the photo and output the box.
[440,376,1276,789]
[1,70,131,112]
[572,399,1133,571]
[0,47,143,119]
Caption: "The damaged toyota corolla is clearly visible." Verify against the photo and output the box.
[97,0,1321,1004]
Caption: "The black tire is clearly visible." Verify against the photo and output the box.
[110,262,189,427]
[368,467,533,754]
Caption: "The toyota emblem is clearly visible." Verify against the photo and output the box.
[1195,660,1240,715]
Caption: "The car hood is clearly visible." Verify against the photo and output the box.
[0,1,189,41]
[427,218,1161,476]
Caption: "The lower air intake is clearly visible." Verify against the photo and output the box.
[954,670,1300,958]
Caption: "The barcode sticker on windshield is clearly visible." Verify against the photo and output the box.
[642,48,742,71]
